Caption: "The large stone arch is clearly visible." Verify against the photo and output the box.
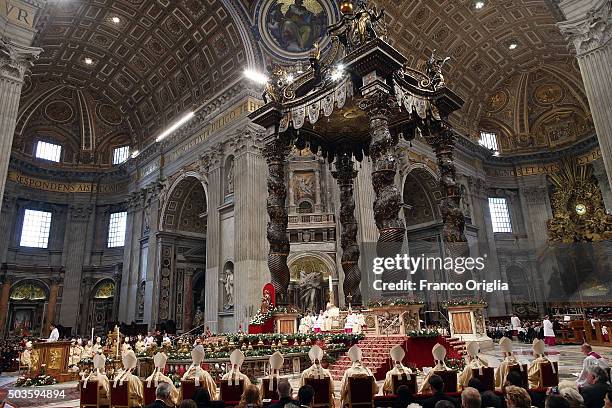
[160,173,208,235]
[402,166,443,228]
[287,252,337,312]
[7,279,50,337]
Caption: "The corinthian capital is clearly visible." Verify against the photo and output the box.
[0,39,41,83]
[558,0,612,55]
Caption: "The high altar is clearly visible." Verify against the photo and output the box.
[446,303,493,350]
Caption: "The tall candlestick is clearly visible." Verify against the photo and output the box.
[328,275,333,304]
[91,328,94,343]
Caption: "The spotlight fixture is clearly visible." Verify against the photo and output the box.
[474,1,485,9]
[156,111,195,142]
[84,57,94,65]
[131,150,140,158]
[508,43,518,50]
[331,64,345,81]
[243,69,269,85]
[286,74,295,83]
[111,16,121,24]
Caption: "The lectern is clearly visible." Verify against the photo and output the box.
[30,341,71,380]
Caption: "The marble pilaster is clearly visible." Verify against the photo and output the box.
[591,157,612,211]
[45,276,61,335]
[204,158,222,332]
[0,276,12,337]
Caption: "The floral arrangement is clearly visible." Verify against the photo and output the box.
[442,299,487,308]
[406,329,440,338]
[444,357,466,371]
[15,374,57,387]
[249,310,273,325]
[367,297,424,308]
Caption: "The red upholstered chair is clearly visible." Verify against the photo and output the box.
[110,382,129,408]
[507,364,529,388]
[143,383,157,406]
[347,376,375,408]
[80,380,99,408]
[472,367,495,391]
[435,370,458,393]
[220,379,245,404]
[261,377,279,400]
[539,362,559,387]
[303,377,332,408]
[391,373,418,395]
[180,380,203,401]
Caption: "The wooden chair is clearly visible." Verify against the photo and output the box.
[472,367,495,391]
[110,382,129,408]
[435,370,458,393]
[220,379,245,403]
[304,377,332,408]
[507,364,528,388]
[80,380,99,408]
[539,362,559,388]
[347,376,375,408]
[391,373,418,394]
[261,377,279,400]
[180,380,203,401]
[143,383,157,406]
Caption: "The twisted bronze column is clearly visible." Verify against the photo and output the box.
[426,125,467,245]
[332,154,362,305]
[263,137,291,302]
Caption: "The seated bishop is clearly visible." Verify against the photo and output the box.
[146,352,179,405]
[82,340,94,359]
[81,353,111,406]
[300,345,335,407]
[340,345,379,406]
[182,345,218,399]
[495,336,520,388]
[418,343,454,393]
[383,345,413,395]
[222,349,251,387]
[261,351,283,397]
[134,335,146,354]
[20,341,32,370]
[458,341,489,388]
[112,350,144,407]
[527,338,554,388]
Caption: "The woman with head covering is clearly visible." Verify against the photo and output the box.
[81,353,111,406]
[340,345,378,406]
[112,349,144,407]
[145,352,179,405]
[383,345,413,395]
[182,345,218,399]
[458,342,489,388]
[300,345,335,407]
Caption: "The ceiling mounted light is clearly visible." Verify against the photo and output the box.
[111,16,121,24]
[156,111,195,142]
[474,1,485,9]
[243,69,268,85]
[131,150,140,158]
[508,43,518,50]
[84,57,94,65]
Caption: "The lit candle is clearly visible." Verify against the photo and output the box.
[91,328,94,343]
[328,275,333,303]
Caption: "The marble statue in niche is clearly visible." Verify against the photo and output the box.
[221,264,234,310]
[299,269,320,312]
[226,159,234,196]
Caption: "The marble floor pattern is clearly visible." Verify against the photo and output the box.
[1,342,609,408]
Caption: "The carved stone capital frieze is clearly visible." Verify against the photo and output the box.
[0,39,42,84]
[558,0,612,55]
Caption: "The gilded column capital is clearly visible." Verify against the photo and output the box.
[558,0,612,55]
[0,39,41,83]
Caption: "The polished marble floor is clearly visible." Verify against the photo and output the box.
[0,342,609,408]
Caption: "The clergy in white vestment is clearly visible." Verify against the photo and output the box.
[576,343,609,386]
[340,345,379,406]
[300,345,335,407]
[382,345,412,395]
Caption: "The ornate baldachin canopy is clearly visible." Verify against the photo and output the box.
[249,0,467,305]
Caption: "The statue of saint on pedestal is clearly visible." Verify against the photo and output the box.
[193,307,204,329]
[221,267,234,310]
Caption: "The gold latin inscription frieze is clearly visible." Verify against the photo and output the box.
[7,171,127,194]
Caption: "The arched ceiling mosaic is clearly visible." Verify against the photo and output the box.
[30,0,251,147]
[480,63,594,154]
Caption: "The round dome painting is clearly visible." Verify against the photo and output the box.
[258,0,336,58]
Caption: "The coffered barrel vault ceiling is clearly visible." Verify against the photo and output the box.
[16,0,590,159]
[30,0,251,146]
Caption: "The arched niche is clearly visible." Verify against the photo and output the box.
[220,261,234,311]
[288,253,336,312]
[403,167,443,228]
[161,175,208,235]
[8,280,49,336]
[88,279,116,336]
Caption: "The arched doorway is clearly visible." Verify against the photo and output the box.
[8,280,48,336]
[288,255,334,313]
[88,279,115,336]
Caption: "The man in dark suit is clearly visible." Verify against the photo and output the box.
[145,382,173,408]
[268,379,298,408]
[580,366,610,408]
[422,375,459,408]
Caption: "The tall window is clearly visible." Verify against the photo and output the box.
[112,146,130,164]
[479,131,499,152]
[107,211,127,247]
[488,197,512,233]
[35,141,62,162]
[20,209,52,248]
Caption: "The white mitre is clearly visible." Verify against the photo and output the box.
[83,353,106,388]
[228,349,245,386]
[390,345,410,378]
[147,352,168,387]
[268,351,284,391]
[432,343,448,368]
[348,345,362,364]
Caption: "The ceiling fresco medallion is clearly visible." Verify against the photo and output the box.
[97,104,123,125]
[534,83,564,106]
[45,100,74,123]
[486,89,509,113]
[256,0,339,59]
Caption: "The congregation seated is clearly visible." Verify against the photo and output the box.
[458,342,489,389]
[80,353,111,407]
[340,345,379,407]
[503,385,532,408]
[556,381,584,408]
[145,352,179,406]
[182,345,218,400]
[420,375,459,408]
[383,345,416,395]
[296,385,316,408]
[419,343,456,393]
[260,352,283,400]
[144,382,174,408]
[461,387,481,408]
[267,379,297,408]
[579,366,610,408]
[301,345,335,407]
[468,378,501,408]
[112,349,144,407]
[236,384,262,408]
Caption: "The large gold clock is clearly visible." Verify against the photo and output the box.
[575,203,587,216]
